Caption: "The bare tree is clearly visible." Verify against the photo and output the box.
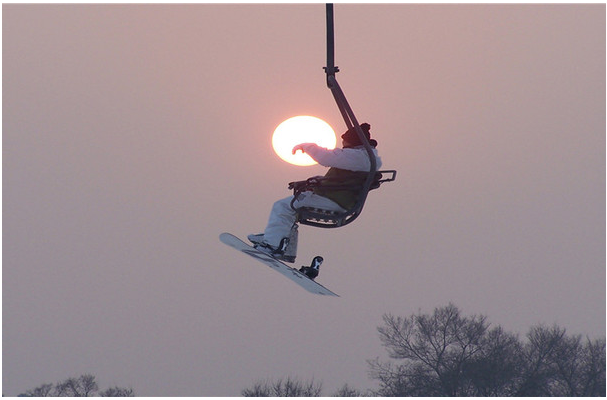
[54,374,98,397]
[18,374,134,397]
[369,304,605,397]
[516,325,606,396]
[331,383,367,396]
[18,383,54,397]
[100,386,136,397]
[372,303,496,396]
[242,377,322,397]
[460,325,523,396]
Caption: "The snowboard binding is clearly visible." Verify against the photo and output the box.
[299,256,323,280]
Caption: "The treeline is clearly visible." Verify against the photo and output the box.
[14,304,605,396]
[243,303,606,397]
[17,374,134,397]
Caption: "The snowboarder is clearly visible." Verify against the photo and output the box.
[248,122,382,263]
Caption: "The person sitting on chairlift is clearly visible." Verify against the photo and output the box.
[248,122,382,264]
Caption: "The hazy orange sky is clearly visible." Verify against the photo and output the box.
[3,3,605,396]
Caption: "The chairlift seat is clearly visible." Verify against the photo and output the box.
[290,170,397,228]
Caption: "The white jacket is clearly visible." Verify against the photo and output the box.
[296,143,382,172]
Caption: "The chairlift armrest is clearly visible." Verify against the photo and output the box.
[288,176,327,191]
[377,170,397,184]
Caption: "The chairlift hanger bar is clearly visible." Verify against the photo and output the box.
[324,4,339,81]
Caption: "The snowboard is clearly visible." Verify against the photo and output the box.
[219,233,339,297]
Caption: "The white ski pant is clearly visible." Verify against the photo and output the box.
[263,191,346,247]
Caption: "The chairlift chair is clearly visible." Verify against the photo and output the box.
[289,4,397,228]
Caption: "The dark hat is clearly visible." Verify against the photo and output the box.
[341,123,378,147]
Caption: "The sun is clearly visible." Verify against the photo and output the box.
[272,116,336,166]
